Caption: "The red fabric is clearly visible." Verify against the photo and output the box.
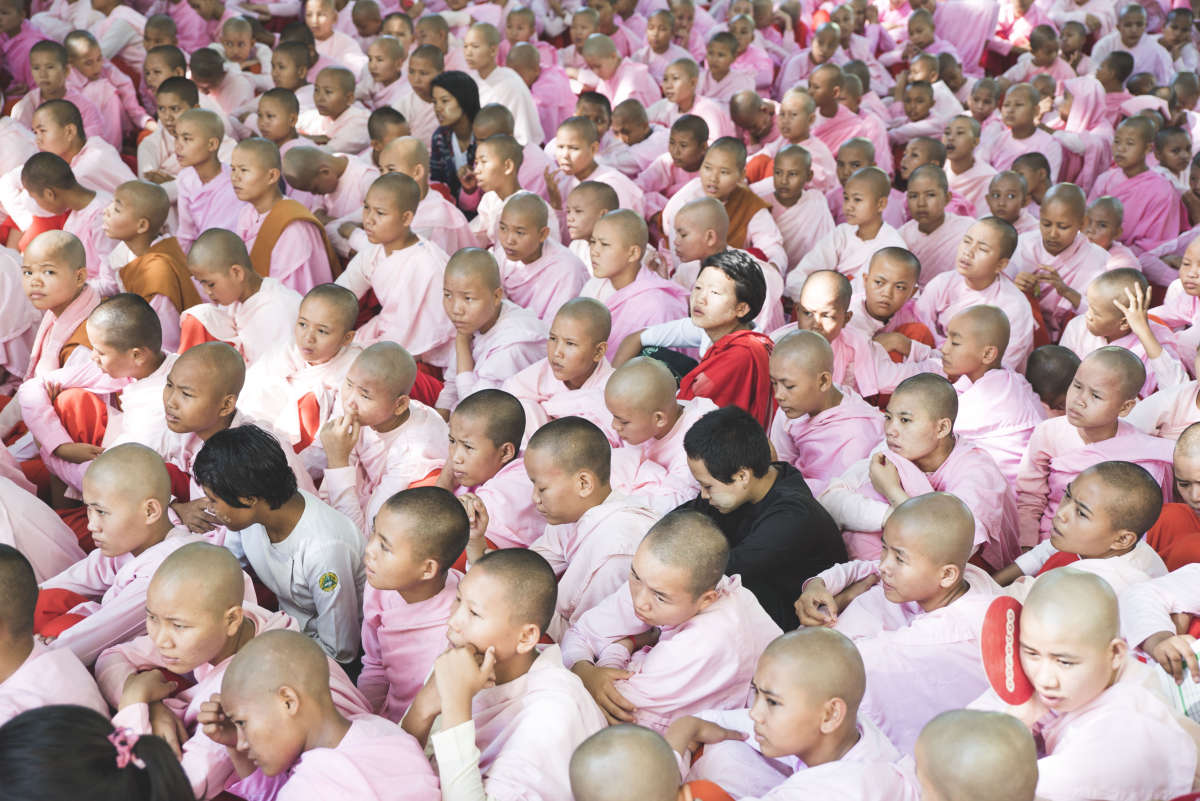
[745,152,772,184]
[1026,290,1052,347]
[451,537,497,574]
[1168,794,1200,801]
[20,457,49,497]
[57,506,94,551]
[33,587,91,637]
[355,287,382,329]
[886,322,937,363]
[678,329,775,428]
[178,315,223,351]
[1188,616,1200,639]
[410,369,443,408]
[295,392,321,453]
[110,56,141,91]
[429,182,456,204]
[164,463,192,502]
[55,387,108,445]
[687,781,736,801]
[1035,549,1082,576]
[17,212,69,252]
[410,467,442,488]
[1146,502,1200,571]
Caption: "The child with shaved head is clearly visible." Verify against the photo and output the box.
[296,66,371,155]
[970,569,1197,801]
[1147,234,1200,363]
[845,247,927,344]
[36,444,202,665]
[638,115,708,219]
[943,115,997,215]
[282,146,381,251]
[171,109,240,253]
[317,341,448,532]
[552,116,646,215]
[100,180,200,352]
[667,628,906,799]
[97,542,370,798]
[897,164,975,284]
[608,99,670,177]
[0,545,107,724]
[21,230,99,379]
[979,83,1063,178]
[563,510,782,729]
[203,630,437,799]
[20,149,114,275]
[911,710,1038,801]
[230,137,337,293]
[798,493,1001,753]
[181,227,304,366]
[374,136,477,255]
[403,549,606,801]
[564,180,619,270]
[648,58,733,142]
[467,134,528,248]
[1016,347,1175,547]
[1085,196,1140,271]
[570,725,683,801]
[359,487,467,721]
[579,33,662,110]
[750,144,836,277]
[821,373,1020,569]
[502,298,616,440]
[767,330,884,495]
[985,171,1038,235]
[495,191,590,325]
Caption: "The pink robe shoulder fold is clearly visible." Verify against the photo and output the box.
[953,370,1047,484]
[769,389,884,496]
[0,641,107,726]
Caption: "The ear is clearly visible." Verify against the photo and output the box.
[733,300,751,321]
[514,621,541,653]
[1111,527,1139,552]
[1108,636,1129,669]
[401,208,415,228]
[267,167,282,185]
[537,225,551,244]
[694,587,721,613]
[937,561,962,589]
[229,263,246,283]
[996,256,1010,274]
[503,158,516,176]
[418,557,440,581]
[412,162,427,185]
[136,216,152,235]
[64,123,80,142]
[817,368,834,392]
[577,467,598,498]
[593,340,608,361]
[935,415,953,439]
[222,604,245,636]
[589,140,600,156]
[392,393,411,418]
[278,684,302,714]
[144,496,165,524]
[1118,396,1137,417]
[339,328,356,349]
[217,392,238,419]
[981,343,1000,368]
[820,696,848,733]
[497,440,517,465]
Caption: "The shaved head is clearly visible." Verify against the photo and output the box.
[367,171,421,214]
[916,710,1038,801]
[282,146,335,190]
[838,137,874,162]
[501,190,549,230]
[869,246,921,283]
[569,181,619,213]
[527,416,612,483]
[555,297,612,342]
[223,629,332,701]
[380,136,429,175]
[89,293,163,353]
[177,107,225,142]
[506,41,541,71]
[1042,182,1087,221]
[235,137,283,173]
[570,726,680,801]
[1079,461,1163,535]
[772,329,834,373]
[605,356,679,414]
[951,305,1010,356]
[1089,195,1124,226]
[301,283,359,332]
[150,541,246,616]
[760,628,865,710]
[892,372,958,424]
[886,492,976,568]
[188,228,253,273]
[84,442,171,505]
[353,342,417,397]
[25,230,86,272]
[1023,568,1120,646]
[801,269,853,313]
[677,197,730,241]
[1084,346,1146,400]
[580,32,618,58]
[642,510,730,596]
[595,209,648,250]
[114,180,171,234]
[845,165,890,199]
[316,65,355,94]
[173,342,246,398]
[445,247,502,291]
[775,144,812,171]
[1177,421,1200,460]
[472,548,558,632]
[0,546,37,637]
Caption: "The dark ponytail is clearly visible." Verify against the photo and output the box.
[0,705,196,801]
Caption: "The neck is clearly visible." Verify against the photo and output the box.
[711,67,728,80]
[305,707,353,754]
[576,484,613,516]
[193,157,222,183]
[819,101,839,117]
[801,723,862,768]
[965,363,996,383]
[131,350,168,380]
[610,263,640,291]
[775,190,802,207]
[495,177,521,199]
[1010,123,1035,139]
[42,85,66,100]
[564,362,600,391]
[1123,162,1148,178]
[124,231,156,257]
[383,229,420,255]
[452,116,473,140]
[495,648,538,685]
[196,412,235,442]
[963,272,998,292]
[813,386,844,415]
[476,61,496,79]
[574,161,598,180]
[918,577,970,613]
[479,303,503,335]
[1077,419,1119,444]
[209,617,257,667]
[521,242,545,264]
[131,517,173,557]
[917,213,945,235]
[913,435,955,473]
[745,464,779,505]
[64,186,96,212]
[398,572,448,605]
[260,492,307,542]
[676,93,695,112]
[703,318,749,343]
[238,271,263,303]
[0,636,34,686]
[654,404,685,440]
[373,406,410,434]
[252,186,284,215]
[275,130,299,147]
[62,141,83,162]
[49,287,85,318]
[855,218,883,239]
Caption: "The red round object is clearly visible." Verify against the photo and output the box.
[981,596,1034,706]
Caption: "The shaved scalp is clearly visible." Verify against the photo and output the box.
[605,356,679,413]
[706,136,748,171]
[528,416,612,484]
[368,171,421,214]
[26,230,86,273]
[870,246,921,282]
[801,269,854,313]
[1085,345,1146,400]
[368,34,403,61]
[782,86,816,115]
[1026,345,1079,403]
[909,163,949,193]
[910,136,947,165]
[612,99,648,126]
[89,293,163,353]
[953,113,982,138]
[380,136,429,174]
[580,32,618,58]
[642,510,730,596]
[445,247,502,291]
[775,144,812,171]
[1080,461,1163,536]
[990,170,1028,197]
[474,103,516,138]
[846,165,890,199]
[0,546,37,637]
[773,329,835,373]
[669,57,700,81]
[952,305,1010,357]
[813,62,844,87]
[893,372,958,424]
[317,65,355,95]
[354,341,417,397]
[569,180,620,213]
[177,107,225,142]
[21,151,78,193]
[189,228,253,273]
[1024,568,1120,646]
[114,180,171,234]
[840,74,863,101]
[379,486,469,570]
[479,133,524,171]
[235,137,283,172]
[1118,114,1156,145]
[678,197,730,241]
[671,113,709,145]
[839,137,874,162]
[977,216,1019,259]
[917,710,1038,801]
[1178,421,1200,460]
[469,21,502,46]
[301,283,359,332]
[1042,182,1087,221]
[596,209,648,250]
[85,442,171,505]
[454,389,526,449]
[223,629,332,701]
[887,492,976,568]
[1089,196,1124,226]
[501,190,550,230]
[555,297,612,342]
[1007,82,1040,106]
[730,89,766,118]
[174,342,246,398]
[151,541,246,616]
[558,115,600,145]
[282,146,335,189]
[570,725,680,801]
[1092,268,1150,305]
[473,548,558,632]
[507,41,541,70]
[761,628,866,711]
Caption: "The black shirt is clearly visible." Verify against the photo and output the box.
[679,462,847,630]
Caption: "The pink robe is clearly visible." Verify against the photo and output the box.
[697,67,756,103]
[647,95,737,141]
[314,30,369,80]
[617,397,718,514]
[454,456,540,550]
[1006,231,1109,339]
[62,191,116,287]
[749,184,837,277]
[1010,538,1167,597]
[952,369,1047,485]
[581,269,689,360]
[501,357,617,445]
[1015,416,1175,546]
[532,493,660,641]
[497,239,590,325]
[0,118,37,184]
[297,103,373,156]
[391,88,439,149]
[899,214,976,285]
[769,322,923,398]
[769,389,884,497]
[358,571,459,722]
[530,66,577,148]
[412,190,479,255]
[10,87,109,147]
[820,439,1021,570]
[1059,314,1188,397]
[1120,563,1200,651]
[947,160,998,217]
[1105,242,1140,271]
[338,239,454,361]
[0,641,107,726]
[0,20,49,89]
[99,604,370,800]
[320,400,449,532]
[557,164,645,217]
[631,41,692,82]
[1126,380,1200,440]
[560,575,782,732]
[810,104,893,176]
[982,127,1063,180]
[182,277,303,366]
[788,222,907,287]
[593,60,662,109]
[40,526,203,665]
[812,559,1001,754]
[437,301,547,410]
[64,69,122,148]
[935,0,999,75]
[26,284,100,379]
[174,165,244,254]
[1091,30,1176,84]
[0,248,43,391]
[1151,278,1200,359]
[0,476,85,583]
[1088,168,1187,255]
[915,270,1036,371]
[1056,76,1113,194]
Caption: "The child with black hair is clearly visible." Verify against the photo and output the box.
[194,423,365,665]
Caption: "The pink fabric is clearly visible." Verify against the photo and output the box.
[413,190,480,255]
[165,0,212,52]
[631,42,693,82]
[437,301,547,410]
[647,95,737,141]
[454,456,540,550]
[1126,381,1200,440]
[982,127,1063,180]
[560,575,782,732]
[811,105,893,177]
[497,239,591,325]
[530,67,577,148]
[239,342,360,450]
[821,439,1021,570]
[952,369,1047,485]
[314,30,369,80]
[581,269,690,361]
[637,154,698,217]
[239,205,333,296]
[532,493,660,641]
[788,222,907,286]
[556,165,645,217]
[0,20,50,89]
[0,476,85,583]
[989,0,1052,53]
[619,397,718,513]
[0,641,107,726]
[40,526,204,665]
[1088,168,1187,255]
[811,559,1000,754]
[1056,76,1113,193]
[948,160,999,216]
[769,388,884,496]
[502,357,617,445]
[845,291,925,340]
[934,0,998,74]
[1048,0,1118,37]
[915,270,1036,371]
[11,87,109,147]
[320,400,449,532]
[898,214,976,286]
[1006,231,1109,340]
[1015,416,1175,546]
[751,183,837,277]
[1091,30,1176,84]
[697,67,756,103]
[595,60,663,109]
[1120,562,1200,651]
[1059,314,1188,397]
[64,69,122,147]
[358,571,459,722]
[1002,54,1078,86]
[175,166,244,254]
[26,284,100,380]
[0,119,37,181]
[63,192,116,286]
[182,277,303,366]
[297,103,372,155]
[1010,538,1167,596]
[391,88,439,150]
[0,249,42,391]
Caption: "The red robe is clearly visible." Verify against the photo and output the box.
[678,330,775,428]
[1146,502,1200,571]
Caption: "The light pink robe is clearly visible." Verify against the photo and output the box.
[769,388,884,496]
[413,189,480,255]
[1006,231,1109,340]
[0,641,107,725]
[1009,538,1167,597]
[581,269,689,361]
[0,476,85,582]
[1126,380,1200,440]
[788,222,908,288]
[1059,314,1188,397]
[915,270,1036,371]
[501,357,617,445]
[437,301,548,410]
[948,160,999,217]
[1091,30,1176,84]
[749,183,836,277]
[562,575,782,734]
[391,88,439,150]
[297,103,373,155]
[812,104,895,177]
[646,95,737,141]
[182,276,303,367]
[0,248,43,391]
[1120,563,1200,650]
[62,191,116,286]
[1088,168,1187,255]
[613,396,718,514]
[239,342,360,451]
[497,239,590,325]
[235,203,335,296]
[593,60,662,109]
[1056,76,1113,193]
[10,87,109,146]
[981,127,1063,179]
[899,214,976,285]
[26,284,100,380]
[530,67,577,148]
[953,369,1047,485]
[455,456,540,550]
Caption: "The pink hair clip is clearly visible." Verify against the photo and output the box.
[107,728,147,770]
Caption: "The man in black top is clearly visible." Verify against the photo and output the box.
[678,405,846,629]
